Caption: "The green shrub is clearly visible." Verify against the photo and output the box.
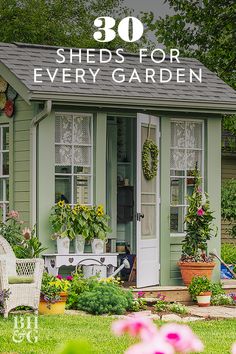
[211,294,234,306]
[221,243,236,265]
[168,302,188,314]
[130,297,147,312]
[76,282,134,315]
[222,179,236,238]
[210,282,225,297]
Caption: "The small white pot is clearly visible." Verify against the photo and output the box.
[75,235,85,253]
[57,237,70,254]
[196,292,211,307]
[91,238,105,254]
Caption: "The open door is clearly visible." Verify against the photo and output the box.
[136,113,160,288]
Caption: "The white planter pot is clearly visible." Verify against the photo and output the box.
[57,237,70,254]
[75,235,85,253]
[91,238,105,254]
[196,292,211,307]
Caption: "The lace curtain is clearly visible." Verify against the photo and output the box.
[170,121,202,171]
[55,115,91,166]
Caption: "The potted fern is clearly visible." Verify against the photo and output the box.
[178,168,217,285]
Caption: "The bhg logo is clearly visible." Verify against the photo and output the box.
[12,315,38,344]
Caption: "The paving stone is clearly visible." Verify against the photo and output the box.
[187,306,236,319]
[162,314,182,322]
[182,316,204,322]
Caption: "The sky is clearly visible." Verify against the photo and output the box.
[124,0,171,17]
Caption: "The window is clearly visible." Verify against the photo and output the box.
[170,120,204,234]
[0,125,9,221]
[55,113,93,206]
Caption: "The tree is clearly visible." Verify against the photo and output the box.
[142,0,236,130]
[0,0,147,51]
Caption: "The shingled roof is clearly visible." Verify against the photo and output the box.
[0,42,235,113]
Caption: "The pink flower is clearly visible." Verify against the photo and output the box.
[8,210,19,219]
[232,342,236,354]
[160,323,204,353]
[56,275,63,280]
[22,227,31,240]
[197,208,204,216]
[66,276,73,281]
[112,315,158,341]
[125,337,174,354]
[138,291,145,298]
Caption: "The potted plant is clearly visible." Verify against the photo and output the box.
[39,272,72,315]
[49,201,75,254]
[188,276,212,307]
[178,168,217,285]
[71,204,90,253]
[89,205,112,254]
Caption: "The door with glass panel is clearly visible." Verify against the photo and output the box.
[136,114,160,288]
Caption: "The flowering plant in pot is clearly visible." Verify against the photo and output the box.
[178,168,217,285]
[88,205,112,254]
[39,272,72,314]
[49,201,75,254]
[71,204,90,253]
[188,276,212,307]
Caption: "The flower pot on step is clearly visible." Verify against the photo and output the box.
[39,292,68,315]
[178,261,216,286]
[57,237,70,254]
[196,291,211,307]
[75,235,85,253]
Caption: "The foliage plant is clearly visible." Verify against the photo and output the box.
[0,210,46,258]
[221,179,236,238]
[210,282,225,297]
[211,294,234,306]
[221,243,236,265]
[154,299,168,312]
[41,273,71,308]
[49,201,75,240]
[188,276,212,301]
[168,302,188,315]
[67,273,133,315]
[88,205,112,241]
[181,169,217,262]
[130,291,147,312]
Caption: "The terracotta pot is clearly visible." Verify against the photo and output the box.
[39,292,68,315]
[196,291,211,307]
[178,261,216,286]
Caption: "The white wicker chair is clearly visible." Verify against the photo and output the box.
[0,235,44,318]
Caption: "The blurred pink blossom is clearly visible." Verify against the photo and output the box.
[56,275,63,280]
[112,315,158,341]
[8,210,19,219]
[125,337,174,354]
[66,276,73,281]
[197,208,204,216]
[232,342,236,354]
[160,323,204,353]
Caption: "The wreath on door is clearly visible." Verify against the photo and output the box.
[141,117,159,180]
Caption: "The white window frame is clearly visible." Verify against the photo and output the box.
[55,112,93,206]
[170,118,205,237]
[0,124,9,221]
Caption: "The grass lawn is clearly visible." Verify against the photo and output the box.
[0,315,235,353]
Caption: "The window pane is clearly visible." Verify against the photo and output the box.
[74,176,91,205]
[2,152,9,175]
[55,176,72,204]
[74,116,91,145]
[170,206,185,233]
[141,205,156,240]
[171,121,185,148]
[170,169,185,177]
[55,165,72,174]
[74,146,91,166]
[0,180,3,200]
[55,146,72,166]
[186,122,202,148]
[74,166,91,174]
[186,150,202,171]
[170,178,185,205]
[5,179,9,201]
[55,115,73,144]
[170,149,185,170]
[3,127,9,150]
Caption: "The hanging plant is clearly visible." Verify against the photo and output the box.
[142,139,159,180]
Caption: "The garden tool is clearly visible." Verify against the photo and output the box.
[209,249,236,279]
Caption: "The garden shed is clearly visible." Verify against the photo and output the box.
[0,42,236,287]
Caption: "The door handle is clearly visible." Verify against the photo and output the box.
[137,213,144,221]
